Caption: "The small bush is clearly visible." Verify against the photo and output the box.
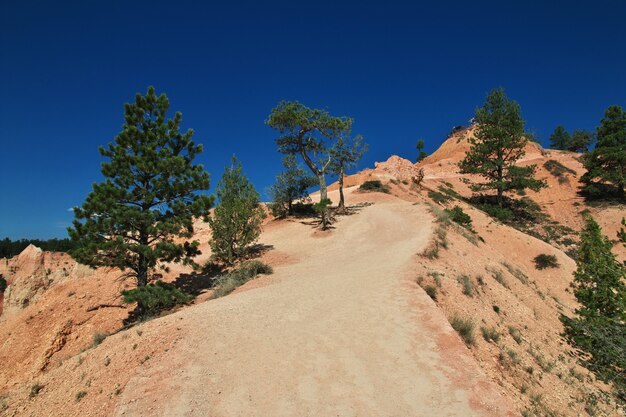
[428,190,452,204]
[544,159,576,178]
[359,180,390,193]
[121,281,194,319]
[424,285,437,301]
[457,275,475,297]
[75,391,86,402]
[92,332,107,347]
[30,383,43,398]
[450,314,476,346]
[481,326,500,343]
[213,260,273,299]
[502,261,529,285]
[445,206,472,227]
[508,326,522,344]
[488,267,509,289]
[533,254,559,270]
[492,305,500,314]
[0,276,6,293]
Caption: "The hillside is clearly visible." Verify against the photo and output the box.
[1,128,624,416]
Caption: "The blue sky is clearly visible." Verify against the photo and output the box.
[1,0,625,239]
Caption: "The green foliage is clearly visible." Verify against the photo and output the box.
[459,88,546,206]
[0,275,6,293]
[450,314,476,346]
[481,326,500,343]
[268,155,316,218]
[549,125,571,150]
[508,326,523,344]
[313,198,333,230]
[209,157,265,265]
[428,190,452,204]
[445,206,472,227]
[266,101,352,202]
[619,218,626,249]
[0,237,78,258]
[329,133,368,209]
[75,391,86,402]
[563,215,626,403]
[424,285,437,301]
[457,275,475,297]
[533,254,559,270]
[68,87,213,286]
[479,203,514,222]
[121,281,193,319]
[30,383,43,398]
[544,159,577,179]
[212,260,273,298]
[416,138,427,163]
[550,126,594,152]
[582,105,626,197]
[359,180,390,193]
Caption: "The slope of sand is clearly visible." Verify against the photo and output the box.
[114,194,515,417]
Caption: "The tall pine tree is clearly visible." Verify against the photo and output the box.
[582,105,626,197]
[268,155,316,217]
[329,132,368,211]
[459,88,546,206]
[68,87,213,286]
[549,125,571,150]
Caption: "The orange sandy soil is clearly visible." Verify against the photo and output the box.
[1,126,624,416]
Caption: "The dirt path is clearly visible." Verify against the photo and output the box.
[115,197,515,417]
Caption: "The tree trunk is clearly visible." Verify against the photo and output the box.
[338,166,345,211]
[497,165,504,207]
[318,174,328,202]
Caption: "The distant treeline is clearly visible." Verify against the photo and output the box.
[0,237,77,259]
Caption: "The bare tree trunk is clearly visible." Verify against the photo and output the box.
[338,166,345,211]
[318,174,328,202]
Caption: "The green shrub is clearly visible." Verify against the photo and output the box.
[424,285,437,301]
[428,190,452,204]
[121,281,193,319]
[493,305,501,314]
[479,204,514,222]
[544,159,576,178]
[213,261,273,299]
[92,332,108,347]
[481,326,500,343]
[508,326,522,344]
[0,275,6,293]
[533,254,559,270]
[445,206,472,227]
[450,314,476,346]
[75,391,86,402]
[30,383,43,398]
[457,275,475,297]
[359,180,390,193]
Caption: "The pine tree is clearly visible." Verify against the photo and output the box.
[459,88,546,206]
[68,87,213,287]
[549,125,571,150]
[582,105,626,197]
[329,133,368,211]
[266,101,352,203]
[563,215,626,401]
[415,138,427,163]
[569,129,594,153]
[209,156,265,265]
[268,155,316,217]
[573,215,626,320]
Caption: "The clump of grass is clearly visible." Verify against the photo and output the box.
[457,275,475,297]
[492,305,500,314]
[427,271,443,287]
[487,266,509,289]
[92,332,107,347]
[528,345,556,373]
[449,314,475,346]
[75,391,86,402]
[30,383,43,398]
[508,326,523,344]
[480,326,500,343]
[502,261,529,285]
[212,260,273,299]
[359,180,390,194]
[424,285,437,301]
[533,254,559,270]
[428,190,453,204]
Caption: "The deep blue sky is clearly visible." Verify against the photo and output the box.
[1,1,625,239]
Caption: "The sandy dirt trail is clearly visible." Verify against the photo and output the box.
[116,197,514,417]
